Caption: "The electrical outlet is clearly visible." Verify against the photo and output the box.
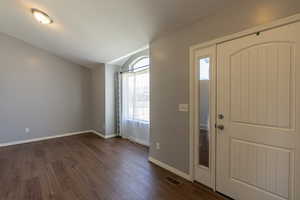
[156,142,160,150]
[25,128,30,133]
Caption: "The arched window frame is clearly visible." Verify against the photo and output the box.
[121,56,150,122]
[129,56,150,72]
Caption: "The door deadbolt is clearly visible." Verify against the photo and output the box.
[216,125,224,130]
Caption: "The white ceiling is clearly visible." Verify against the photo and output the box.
[0,0,230,67]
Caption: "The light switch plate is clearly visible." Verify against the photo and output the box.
[178,104,189,112]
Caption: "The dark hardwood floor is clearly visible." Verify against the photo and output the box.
[0,133,226,200]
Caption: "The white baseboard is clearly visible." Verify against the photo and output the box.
[122,136,149,147]
[91,130,117,139]
[0,129,118,148]
[131,138,149,147]
[0,130,93,147]
[148,156,192,181]
[105,134,118,139]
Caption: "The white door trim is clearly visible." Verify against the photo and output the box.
[190,13,300,52]
[189,13,300,189]
[190,45,217,188]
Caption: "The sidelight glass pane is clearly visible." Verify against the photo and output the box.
[198,57,210,168]
[199,58,210,80]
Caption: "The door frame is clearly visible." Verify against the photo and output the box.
[189,13,300,190]
[190,45,217,188]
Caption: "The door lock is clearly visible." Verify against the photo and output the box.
[218,114,224,119]
[216,124,224,130]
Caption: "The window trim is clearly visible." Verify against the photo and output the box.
[130,56,150,72]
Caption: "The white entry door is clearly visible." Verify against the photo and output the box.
[216,22,300,200]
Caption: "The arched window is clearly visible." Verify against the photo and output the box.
[130,57,150,72]
[122,56,150,122]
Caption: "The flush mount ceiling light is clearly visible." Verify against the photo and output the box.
[31,8,53,24]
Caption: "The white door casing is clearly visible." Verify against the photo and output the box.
[216,22,300,200]
[192,45,216,188]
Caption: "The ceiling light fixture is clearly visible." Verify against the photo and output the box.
[31,8,53,24]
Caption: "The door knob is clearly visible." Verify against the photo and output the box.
[218,114,224,119]
[216,125,224,130]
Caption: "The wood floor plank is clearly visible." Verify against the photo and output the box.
[0,133,227,200]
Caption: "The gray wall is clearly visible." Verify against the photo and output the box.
[91,63,120,135]
[105,64,120,135]
[150,0,300,173]
[0,33,92,144]
[91,64,106,133]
